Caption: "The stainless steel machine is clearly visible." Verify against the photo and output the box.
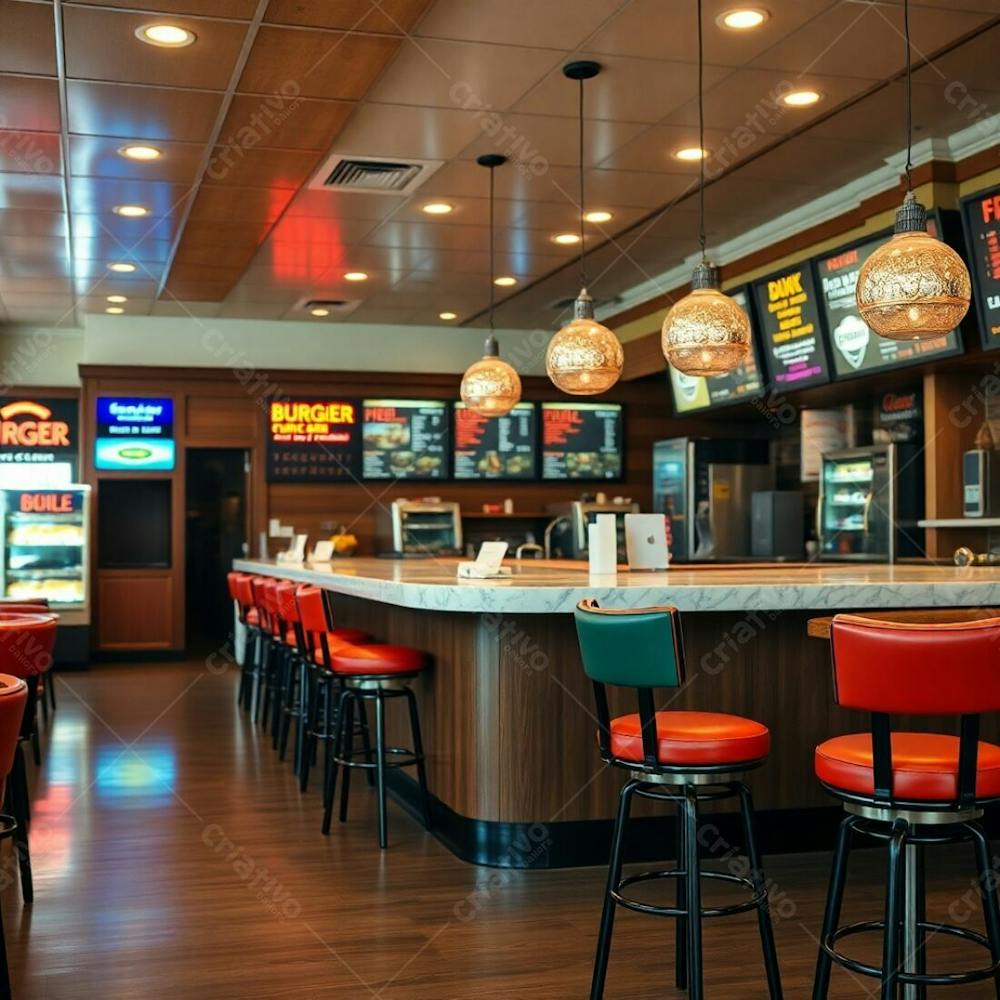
[544,500,640,561]
[376,499,462,556]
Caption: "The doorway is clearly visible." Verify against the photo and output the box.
[185,448,249,652]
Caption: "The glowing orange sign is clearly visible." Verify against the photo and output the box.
[0,401,71,448]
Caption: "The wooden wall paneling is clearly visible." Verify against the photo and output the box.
[96,572,174,649]
[185,393,259,442]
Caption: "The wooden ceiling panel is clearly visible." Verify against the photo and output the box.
[67,81,224,142]
[265,0,432,33]
[218,95,355,151]
[171,241,259,270]
[237,27,401,100]
[283,189,406,221]
[62,7,249,91]
[0,132,62,175]
[161,278,235,301]
[201,146,322,190]
[180,219,274,245]
[335,103,489,161]
[0,1,57,75]
[267,214,382,246]
[68,135,205,183]
[70,0,261,17]
[0,76,61,132]
[184,185,295,223]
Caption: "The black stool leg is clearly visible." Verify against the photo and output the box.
[374,690,388,848]
[675,799,688,990]
[356,700,375,788]
[590,778,637,1000]
[278,657,296,761]
[8,746,31,905]
[882,819,908,1000]
[813,815,855,1000]
[270,648,286,748]
[0,882,11,1000]
[736,783,783,998]
[969,821,1000,999]
[404,687,432,831]
[906,844,928,1000]
[683,785,704,1000]
[338,693,356,824]
[321,688,349,835]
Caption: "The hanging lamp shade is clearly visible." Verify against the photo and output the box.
[461,336,522,417]
[856,194,971,341]
[546,290,624,395]
[661,261,751,377]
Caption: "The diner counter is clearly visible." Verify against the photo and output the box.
[234,556,1000,614]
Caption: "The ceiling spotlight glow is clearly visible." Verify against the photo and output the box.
[553,233,581,245]
[108,262,136,273]
[310,307,330,317]
[781,89,822,108]
[343,271,368,282]
[718,8,768,30]
[106,295,128,304]
[494,276,517,287]
[674,146,709,162]
[136,23,196,47]
[113,204,149,218]
[118,144,162,161]
[439,311,458,321]
[584,210,613,224]
[422,202,454,215]
[105,307,124,315]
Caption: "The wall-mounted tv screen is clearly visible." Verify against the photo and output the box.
[453,402,537,480]
[94,397,175,471]
[961,185,1000,351]
[362,399,449,480]
[541,402,623,480]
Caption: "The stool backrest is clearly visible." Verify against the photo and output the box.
[296,585,331,665]
[274,581,302,650]
[0,675,26,782]
[0,614,57,679]
[830,613,1000,808]
[232,574,255,623]
[575,599,686,768]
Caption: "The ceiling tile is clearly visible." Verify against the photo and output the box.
[70,0,260,16]
[202,146,321,189]
[0,2,57,75]
[265,0,432,33]
[0,132,62,175]
[68,135,205,183]
[152,297,225,316]
[0,210,66,238]
[218,95,355,151]
[0,275,73,295]
[268,214,381,245]
[334,103,489,161]
[66,81,224,142]
[912,21,1000,94]
[181,184,294,223]
[73,212,178,244]
[0,76,61,132]
[237,27,401,100]
[0,173,63,212]
[68,176,194,217]
[283,189,407,221]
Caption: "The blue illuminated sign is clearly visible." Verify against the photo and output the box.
[95,397,175,471]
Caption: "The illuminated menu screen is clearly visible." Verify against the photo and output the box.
[362,399,449,480]
[818,226,962,380]
[670,289,764,413]
[752,265,830,390]
[454,402,536,480]
[962,186,1000,351]
[541,402,623,480]
[266,398,361,482]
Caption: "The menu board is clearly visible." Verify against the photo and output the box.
[95,397,175,471]
[454,402,536,480]
[541,402,623,480]
[752,265,830,391]
[670,289,764,413]
[362,399,449,480]
[962,186,1000,351]
[266,399,361,482]
[818,226,962,380]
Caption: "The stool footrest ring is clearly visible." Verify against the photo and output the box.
[331,746,422,771]
[611,867,765,919]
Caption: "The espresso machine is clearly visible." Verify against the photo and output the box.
[544,500,640,561]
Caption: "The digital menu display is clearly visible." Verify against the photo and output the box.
[752,265,830,391]
[818,225,962,380]
[266,399,361,482]
[95,397,175,471]
[541,402,623,480]
[670,288,765,413]
[362,399,449,480]
[454,402,536,480]
[962,186,1000,351]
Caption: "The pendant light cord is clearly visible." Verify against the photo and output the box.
[578,76,586,288]
[488,164,495,332]
[697,0,706,261]
[904,0,912,192]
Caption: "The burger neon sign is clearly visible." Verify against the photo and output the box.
[0,401,71,448]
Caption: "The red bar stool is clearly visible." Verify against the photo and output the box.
[1,601,56,729]
[575,599,782,1000]
[0,673,26,998]
[0,612,56,904]
[320,635,432,849]
[232,574,261,712]
[295,585,371,793]
[814,614,1000,999]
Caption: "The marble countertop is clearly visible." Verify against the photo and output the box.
[233,557,1000,615]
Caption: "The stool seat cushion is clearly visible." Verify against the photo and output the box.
[609,711,770,767]
[816,733,1000,802]
[309,631,375,664]
[329,644,425,676]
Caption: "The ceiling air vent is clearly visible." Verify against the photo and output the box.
[309,154,443,196]
[297,298,362,320]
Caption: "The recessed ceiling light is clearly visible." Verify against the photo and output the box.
[553,233,581,246]
[781,89,823,108]
[105,306,124,315]
[718,8,769,30]
[106,295,128,304]
[494,276,517,287]
[422,202,454,215]
[439,311,457,321]
[674,146,709,162]
[343,271,368,282]
[310,307,330,317]
[584,210,613,224]
[113,204,149,218]
[118,144,162,161]
[108,262,136,273]
[136,23,196,47]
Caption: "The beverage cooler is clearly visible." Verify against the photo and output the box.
[0,486,91,623]
[817,446,920,562]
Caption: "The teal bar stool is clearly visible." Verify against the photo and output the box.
[575,599,783,1000]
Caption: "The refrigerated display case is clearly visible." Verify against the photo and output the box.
[817,447,896,562]
[0,486,90,623]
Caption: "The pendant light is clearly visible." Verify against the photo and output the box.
[661,0,751,378]
[545,61,624,396]
[460,154,522,418]
[855,0,970,341]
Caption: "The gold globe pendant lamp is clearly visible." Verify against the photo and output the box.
[855,0,970,341]
[545,61,624,396]
[459,154,522,418]
[661,0,750,377]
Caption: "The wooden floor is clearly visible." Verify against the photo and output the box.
[7,658,999,998]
